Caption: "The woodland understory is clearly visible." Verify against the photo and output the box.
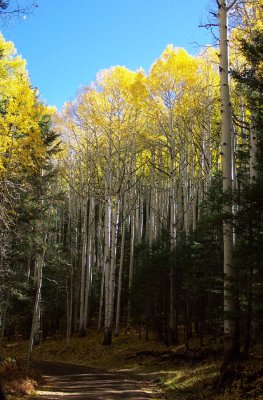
[0,1,263,399]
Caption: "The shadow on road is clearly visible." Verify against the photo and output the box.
[33,360,161,400]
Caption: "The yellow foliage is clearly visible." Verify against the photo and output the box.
[0,34,52,178]
[57,44,221,187]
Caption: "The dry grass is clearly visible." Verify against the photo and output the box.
[2,329,168,370]
[5,377,37,396]
[0,357,41,399]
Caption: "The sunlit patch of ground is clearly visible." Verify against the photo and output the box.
[157,362,219,399]
[31,361,162,399]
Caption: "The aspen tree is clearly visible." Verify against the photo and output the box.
[79,197,88,336]
[83,196,95,330]
[127,208,135,330]
[244,1,262,183]
[218,0,240,364]
[115,195,127,336]
[147,46,199,343]
[28,227,47,364]
[56,44,230,346]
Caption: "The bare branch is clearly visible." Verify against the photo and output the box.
[226,0,238,11]
[0,1,38,23]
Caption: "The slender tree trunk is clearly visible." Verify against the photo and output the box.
[97,265,105,331]
[218,0,239,365]
[96,200,104,331]
[79,198,88,336]
[243,114,258,354]
[0,287,10,344]
[83,197,95,330]
[249,113,258,182]
[66,265,73,344]
[126,209,135,330]
[28,230,47,365]
[108,196,120,333]
[115,195,127,336]
[103,193,112,345]
[169,108,178,344]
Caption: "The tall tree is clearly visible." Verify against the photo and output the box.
[218,0,240,364]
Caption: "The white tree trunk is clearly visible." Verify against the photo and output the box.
[83,197,95,330]
[108,196,120,332]
[79,198,88,335]
[103,193,112,344]
[218,0,239,363]
[127,209,135,330]
[115,194,127,336]
[28,231,47,365]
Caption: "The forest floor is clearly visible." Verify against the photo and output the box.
[28,360,161,399]
[1,328,263,399]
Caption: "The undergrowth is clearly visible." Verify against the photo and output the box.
[0,357,41,399]
[1,330,263,399]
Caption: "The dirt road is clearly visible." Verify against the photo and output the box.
[32,360,163,400]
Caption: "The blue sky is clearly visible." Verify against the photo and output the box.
[1,0,212,110]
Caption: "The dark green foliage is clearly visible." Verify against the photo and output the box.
[234,182,263,347]
[131,231,170,344]
[189,174,224,342]
[0,1,8,11]
[130,176,226,346]
[231,32,263,99]
[231,28,263,353]
[232,29,263,170]
[0,110,64,340]
[39,115,61,158]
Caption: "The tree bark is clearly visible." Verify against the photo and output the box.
[218,0,239,364]
[115,195,127,336]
